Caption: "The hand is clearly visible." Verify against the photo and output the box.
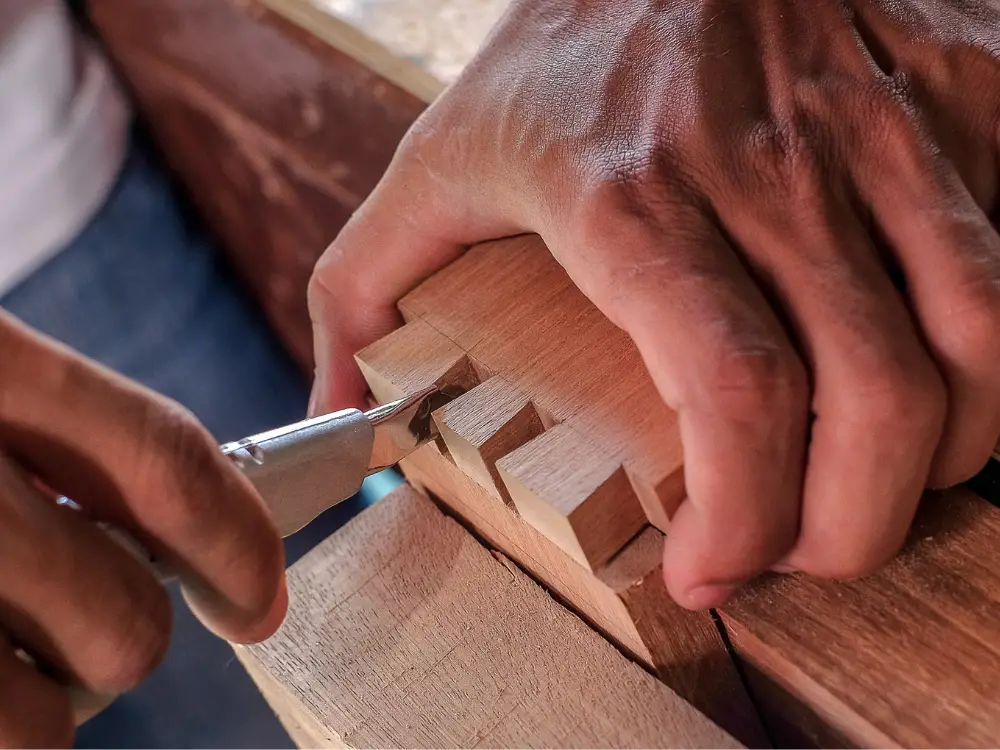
[309,0,1000,609]
[0,312,286,747]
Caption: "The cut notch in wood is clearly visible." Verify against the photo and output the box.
[355,318,490,403]
[626,462,686,533]
[497,421,649,571]
[433,376,550,506]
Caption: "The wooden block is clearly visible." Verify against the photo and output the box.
[357,250,768,746]
[400,446,770,748]
[235,484,742,749]
[399,238,685,533]
[402,446,654,663]
[369,233,1000,747]
[355,318,488,403]
[723,488,1000,748]
[498,421,647,570]
[433,377,548,505]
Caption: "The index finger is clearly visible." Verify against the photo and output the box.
[0,311,286,643]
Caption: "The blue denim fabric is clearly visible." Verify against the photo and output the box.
[3,147,308,444]
[1,136,396,747]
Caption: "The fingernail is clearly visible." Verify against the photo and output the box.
[770,562,798,574]
[684,581,741,610]
[307,373,324,417]
[244,577,289,643]
[69,686,118,725]
[180,574,288,644]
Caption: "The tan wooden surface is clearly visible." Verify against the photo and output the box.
[397,445,770,747]
[258,0,508,100]
[236,484,742,749]
[355,279,770,747]
[358,234,1000,748]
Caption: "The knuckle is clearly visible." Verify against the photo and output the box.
[337,262,382,316]
[745,114,825,189]
[864,73,918,130]
[883,72,918,110]
[307,260,342,318]
[576,147,674,227]
[309,227,385,318]
[847,355,946,433]
[863,75,938,174]
[936,280,1000,364]
[395,109,465,182]
[86,585,172,693]
[309,244,377,327]
[397,111,441,159]
[694,342,809,421]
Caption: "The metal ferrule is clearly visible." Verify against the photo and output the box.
[222,408,374,537]
[219,384,454,538]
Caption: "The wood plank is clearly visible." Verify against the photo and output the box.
[239,653,346,749]
[497,422,648,571]
[400,237,686,534]
[257,0,508,101]
[724,488,1000,748]
[399,444,769,749]
[365,232,1000,747]
[235,484,742,749]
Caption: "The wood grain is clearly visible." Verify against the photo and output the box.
[236,484,742,749]
[399,444,655,664]
[498,422,648,571]
[356,272,766,746]
[399,237,686,536]
[398,447,769,749]
[724,488,1000,748]
[355,318,488,404]
[434,376,549,505]
[356,323,769,745]
[364,232,1000,748]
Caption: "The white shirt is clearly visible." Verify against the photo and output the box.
[0,0,130,296]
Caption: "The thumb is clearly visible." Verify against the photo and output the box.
[307,152,517,415]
